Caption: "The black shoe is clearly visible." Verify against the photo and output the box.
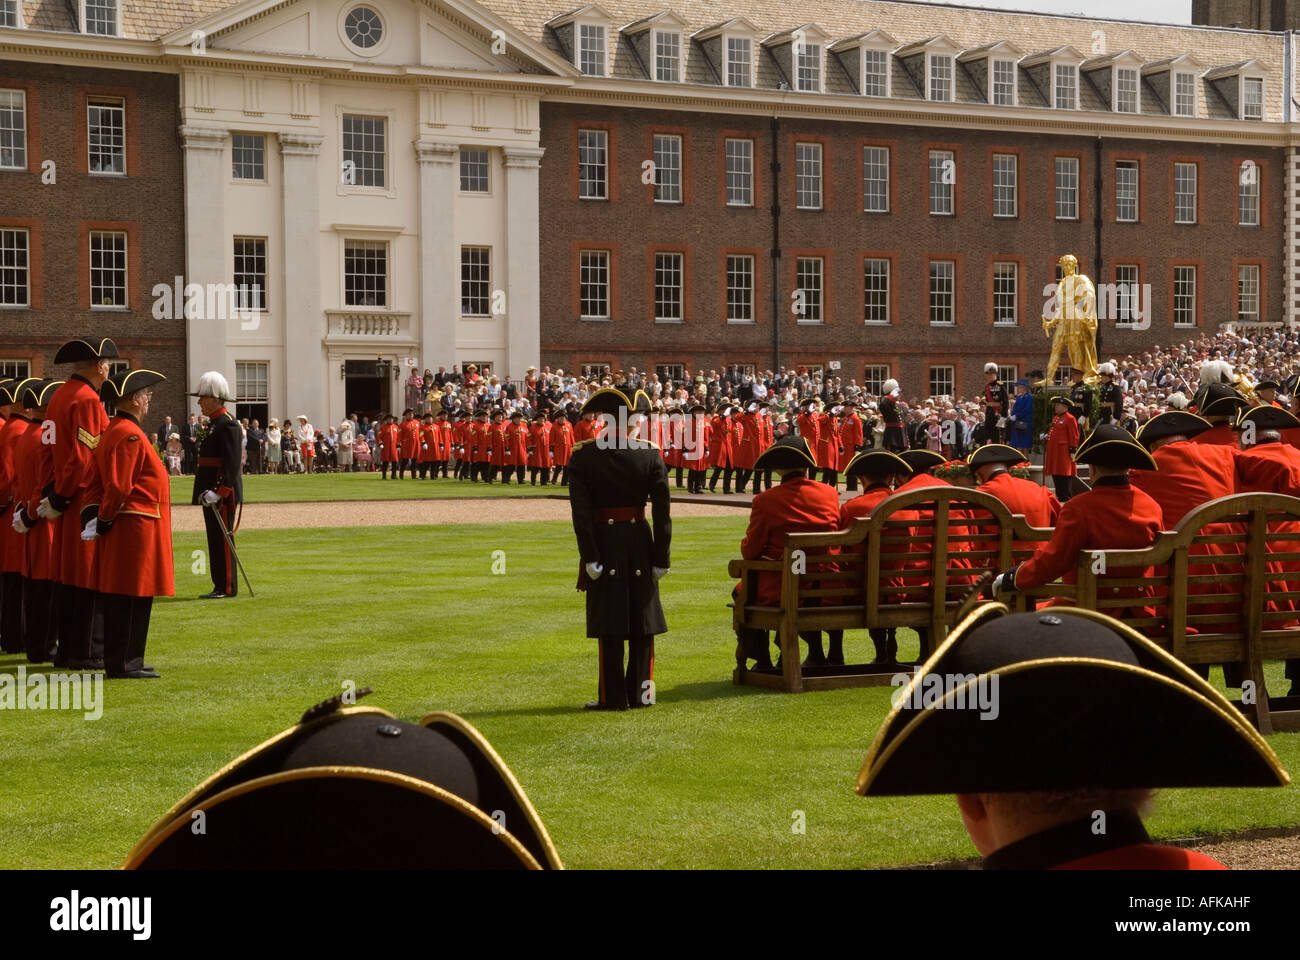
[107,668,160,679]
[67,658,104,671]
[199,591,229,599]
[583,701,629,711]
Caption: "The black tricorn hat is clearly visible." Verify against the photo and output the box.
[689,403,707,414]
[101,369,167,402]
[1073,423,1156,470]
[1198,383,1249,418]
[22,379,64,408]
[474,408,488,418]
[123,691,562,870]
[857,604,1289,796]
[967,444,1027,470]
[8,377,41,407]
[845,449,911,479]
[753,435,816,471]
[0,378,15,404]
[54,337,119,364]
[1135,411,1212,447]
[1282,373,1299,396]
[1236,404,1300,432]
[581,387,651,417]
[509,410,523,420]
[1256,378,1280,392]
[898,449,946,474]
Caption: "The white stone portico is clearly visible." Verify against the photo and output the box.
[170,0,573,423]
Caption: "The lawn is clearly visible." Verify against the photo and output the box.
[1,516,1296,869]
[169,471,565,503]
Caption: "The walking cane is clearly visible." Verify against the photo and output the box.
[205,500,255,597]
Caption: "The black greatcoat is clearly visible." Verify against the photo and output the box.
[567,437,671,638]
[191,409,244,505]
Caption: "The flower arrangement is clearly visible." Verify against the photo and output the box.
[932,460,1032,482]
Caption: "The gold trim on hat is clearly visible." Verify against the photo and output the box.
[1071,437,1158,469]
[122,766,542,870]
[421,711,564,870]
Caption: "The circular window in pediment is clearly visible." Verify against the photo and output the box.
[344,6,384,50]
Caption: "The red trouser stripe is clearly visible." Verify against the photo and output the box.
[597,642,605,704]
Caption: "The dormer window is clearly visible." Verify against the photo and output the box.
[654,30,681,82]
[797,41,822,92]
[928,54,952,101]
[863,49,888,96]
[831,31,895,98]
[1242,77,1263,119]
[1115,67,1139,113]
[991,59,1016,106]
[1173,71,1197,116]
[726,37,752,87]
[84,0,119,36]
[1054,64,1077,109]
[0,0,22,28]
[578,24,606,76]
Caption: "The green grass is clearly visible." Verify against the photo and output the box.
[1,516,1297,869]
[169,471,564,503]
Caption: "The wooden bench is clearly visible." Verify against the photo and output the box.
[1073,492,1300,733]
[728,486,1053,693]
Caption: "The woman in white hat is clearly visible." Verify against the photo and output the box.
[266,418,282,474]
[297,414,315,473]
[337,419,354,471]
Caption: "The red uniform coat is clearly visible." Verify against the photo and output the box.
[469,421,490,463]
[550,421,574,466]
[839,485,921,600]
[46,377,107,589]
[892,473,978,586]
[489,422,508,466]
[797,413,819,454]
[761,412,774,449]
[974,471,1061,562]
[735,413,762,470]
[1053,845,1226,870]
[709,415,736,468]
[1235,441,1300,628]
[503,422,528,465]
[839,414,864,471]
[528,422,552,468]
[0,415,32,575]
[1016,479,1163,615]
[1192,423,1238,447]
[419,424,438,463]
[398,419,421,460]
[1043,412,1080,476]
[434,421,453,459]
[574,418,599,444]
[740,475,841,606]
[16,421,57,580]
[683,416,709,464]
[452,419,468,458]
[663,415,683,468]
[94,414,174,598]
[378,423,399,463]
[814,414,838,470]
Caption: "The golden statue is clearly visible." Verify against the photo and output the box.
[1040,254,1099,385]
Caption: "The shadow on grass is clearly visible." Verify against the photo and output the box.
[656,679,776,702]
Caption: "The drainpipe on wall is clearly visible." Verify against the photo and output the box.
[770,115,782,371]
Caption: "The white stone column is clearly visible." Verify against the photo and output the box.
[503,146,545,379]
[279,132,325,422]
[180,125,227,401]
[415,139,459,370]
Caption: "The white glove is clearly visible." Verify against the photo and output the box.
[991,573,1008,596]
[201,489,220,506]
[36,497,62,520]
[585,561,603,580]
[653,566,668,581]
[12,509,30,534]
[80,518,99,541]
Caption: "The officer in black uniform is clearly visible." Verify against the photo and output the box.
[567,388,671,711]
[982,362,1008,445]
[190,371,244,598]
[1068,367,1092,431]
[879,379,906,452]
[1096,362,1123,425]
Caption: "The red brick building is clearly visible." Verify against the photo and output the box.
[484,0,1295,398]
[0,50,186,420]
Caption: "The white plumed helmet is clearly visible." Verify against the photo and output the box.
[882,379,900,396]
[1166,392,1189,410]
[1199,359,1233,385]
[984,362,998,374]
[1097,362,1116,376]
[191,371,232,401]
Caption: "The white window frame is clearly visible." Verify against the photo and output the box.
[1114,264,1140,326]
[235,361,269,405]
[1241,76,1263,120]
[1173,265,1196,327]
[929,260,955,326]
[82,0,120,37]
[1054,63,1078,110]
[863,257,889,324]
[0,89,26,171]
[725,36,753,88]
[577,23,607,77]
[1237,264,1260,321]
[795,142,822,211]
[928,53,953,102]
[929,149,954,216]
[0,359,30,380]
[929,365,955,398]
[341,239,389,308]
[87,96,126,176]
[863,145,889,213]
[459,147,491,194]
[726,254,754,323]
[1173,71,1197,117]
[1114,67,1139,113]
[1173,162,1197,225]
[577,128,608,200]
[653,133,682,204]
[992,153,1017,218]
[0,0,24,28]
[725,138,753,207]
[232,236,268,313]
[1239,162,1260,226]
[653,29,682,83]
[992,262,1017,325]
[862,49,890,97]
[0,227,29,307]
[340,111,388,192]
[654,252,684,323]
[1115,160,1138,223]
[460,245,491,317]
[89,230,128,310]
[579,250,610,320]
[796,42,822,93]
[231,133,266,182]
[1055,156,1079,220]
[997,364,1018,385]
[795,256,824,324]
[990,58,1016,107]
[863,364,890,395]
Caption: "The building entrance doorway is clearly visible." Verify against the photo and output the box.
[344,360,388,420]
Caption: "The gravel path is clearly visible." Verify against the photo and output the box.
[170,498,746,531]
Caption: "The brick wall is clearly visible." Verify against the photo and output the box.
[0,60,187,423]
[538,101,1284,398]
